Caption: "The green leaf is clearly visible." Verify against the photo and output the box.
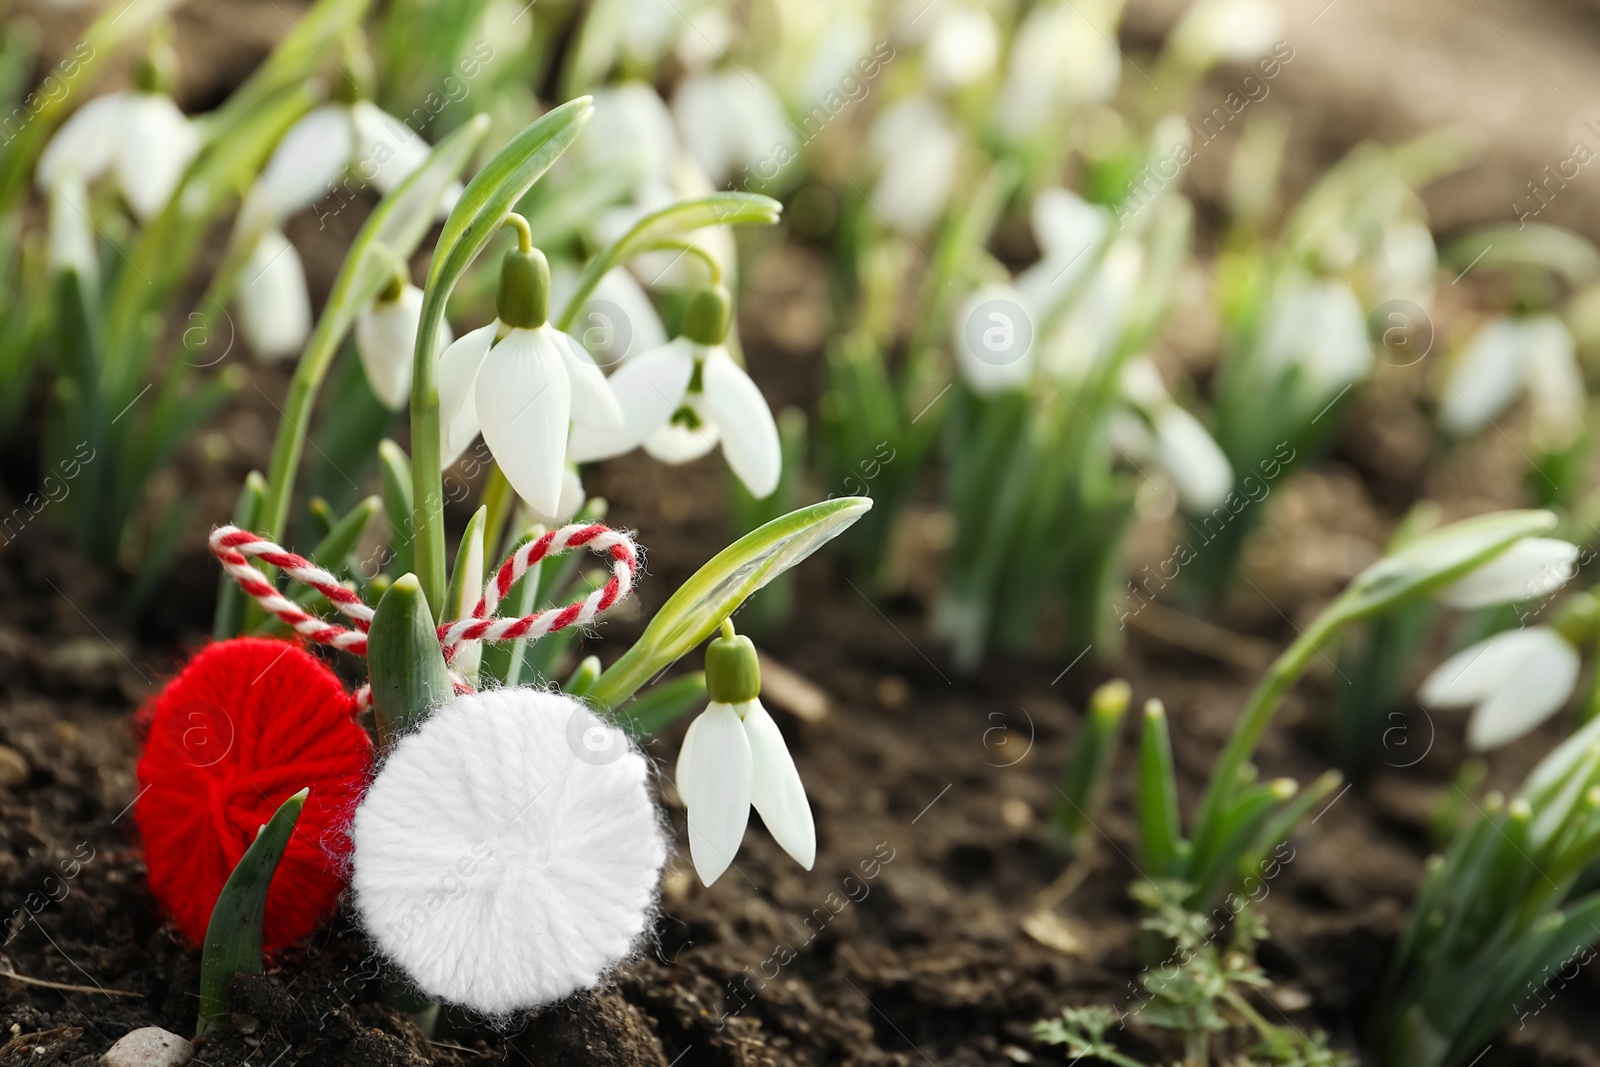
[196,788,307,1038]
[258,115,488,542]
[1138,698,1185,879]
[378,439,415,579]
[367,574,454,748]
[587,497,872,711]
[555,192,783,331]
[563,655,602,698]
[311,496,382,575]
[1340,509,1558,620]
[215,472,267,639]
[410,98,596,609]
[1057,679,1130,850]
[445,506,487,685]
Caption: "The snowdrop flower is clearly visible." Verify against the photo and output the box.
[577,82,680,197]
[1373,219,1437,309]
[1038,240,1145,382]
[671,68,793,187]
[45,172,96,280]
[675,621,814,885]
[1439,316,1583,453]
[241,89,456,230]
[568,284,781,498]
[952,284,1037,395]
[1254,276,1372,414]
[923,3,1000,89]
[1434,537,1579,610]
[36,48,198,223]
[1119,358,1233,511]
[995,0,1121,141]
[553,264,668,369]
[1016,187,1112,313]
[1419,627,1580,750]
[436,246,623,516]
[355,275,452,411]
[234,229,312,363]
[866,95,961,235]
[1168,0,1284,69]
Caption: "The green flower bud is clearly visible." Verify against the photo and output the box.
[704,618,760,704]
[497,247,550,329]
[681,283,732,346]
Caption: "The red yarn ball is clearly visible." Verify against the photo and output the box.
[135,638,371,951]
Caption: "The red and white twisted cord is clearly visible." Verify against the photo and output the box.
[438,522,637,660]
[210,526,375,654]
[209,522,639,670]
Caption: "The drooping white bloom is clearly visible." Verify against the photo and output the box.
[1168,0,1284,69]
[676,697,815,885]
[37,89,198,222]
[1419,627,1581,750]
[671,68,793,186]
[1374,219,1437,308]
[567,335,781,498]
[995,0,1122,141]
[235,229,312,363]
[923,3,1000,89]
[866,95,961,235]
[952,284,1036,396]
[244,100,456,227]
[1119,358,1233,511]
[355,283,452,411]
[578,82,680,196]
[1254,276,1372,412]
[1038,240,1145,382]
[1440,315,1583,452]
[1435,537,1580,609]
[438,320,622,516]
[553,265,668,370]
[1017,187,1112,313]
[46,172,96,279]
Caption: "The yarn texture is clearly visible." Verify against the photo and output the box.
[135,638,372,950]
[351,687,666,1014]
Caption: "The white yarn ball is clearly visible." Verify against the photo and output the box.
[351,687,666,1015]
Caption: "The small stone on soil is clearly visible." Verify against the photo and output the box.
[101,1026,195,1067]
[0,744,26,788]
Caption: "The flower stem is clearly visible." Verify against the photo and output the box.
[1189,596,1353,851]
[260,313,349,540]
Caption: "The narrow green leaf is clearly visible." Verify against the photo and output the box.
[378,440,415,579]
[411,98,595,610]
[1057,679,1130,851]
[367,574,454,747]
[563,655,602,698]
[587,497,872,711]
[215,472,267,639]
[555,192,783,331]
[195,788,307,1038]
[445,506,487,686]
[1138,699,1184,879]
[258,115,488,542]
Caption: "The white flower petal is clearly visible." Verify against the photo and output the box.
[235,230,311,363]
[700,348,781,498]
[1465,629,1581,750]
[676,702,753,886]
[1032,186,1111,265]
[37,92,123,188]
[46,172,96,279]
[476,327,572,517]
[357,284,443,411]
[868,96,959,235]
[1437,537,1580,609]
[1419,629,1540,709]
[582,82,680,192]
[952,284,1036,395]
[351,101,431,196]
[1439,318,1526,439]
[643,412,719,464]
[568,266,668,369]
[740,699,815,870]
[1522,315,1583,452]
[253,105,353,221]
[925,4,1000,88]
[561,334,625,432]
[567,338,696,464]
[438,322,498,466]
[996,2,1119,140]
[1154,406,1233,512]
[115,93,197,221]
